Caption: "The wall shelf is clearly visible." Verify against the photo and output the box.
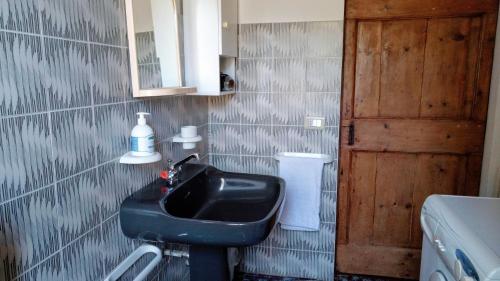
[187,90,235,96]
[136,87,198,97]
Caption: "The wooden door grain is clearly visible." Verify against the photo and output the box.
[337,0,498,279]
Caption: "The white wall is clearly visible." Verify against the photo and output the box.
[238,0,344,23]
[480,10,500,198]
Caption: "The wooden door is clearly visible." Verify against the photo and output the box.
[337,0,499,279]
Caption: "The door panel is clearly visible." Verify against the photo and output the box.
[372,153,416,247]
[338,0,498,278]
[354,22,382,117]
[380,20,426,118]
[421,18,475,118]
[349,152,376,244]
[341,119,485,154]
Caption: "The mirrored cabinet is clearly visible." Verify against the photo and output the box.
[125,0,237,97]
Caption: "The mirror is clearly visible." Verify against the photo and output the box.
[126,0,196,97]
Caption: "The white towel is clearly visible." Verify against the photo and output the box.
[278,156,324,231]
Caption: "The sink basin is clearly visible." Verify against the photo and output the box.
[120,164,285,247]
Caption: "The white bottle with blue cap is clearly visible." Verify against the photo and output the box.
[130,112,155,156]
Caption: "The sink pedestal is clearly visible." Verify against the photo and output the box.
[189,245,230,281]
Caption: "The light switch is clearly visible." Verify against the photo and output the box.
[304,116,325,129]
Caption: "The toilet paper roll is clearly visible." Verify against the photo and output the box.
[181,126,197,138]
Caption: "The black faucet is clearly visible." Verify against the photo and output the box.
[165,153,200,185]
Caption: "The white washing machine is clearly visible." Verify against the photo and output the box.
[420,195,500,281]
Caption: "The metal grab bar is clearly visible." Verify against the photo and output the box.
[104,244,162,281]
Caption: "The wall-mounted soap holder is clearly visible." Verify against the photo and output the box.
[172,126,202,149]
[172,135,202,149]
[120,152,162,164]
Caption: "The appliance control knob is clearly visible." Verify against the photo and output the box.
[430,271,447,281]
[434,239,446,252]
[454,259,463,280]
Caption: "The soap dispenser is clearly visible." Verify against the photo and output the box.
[130,112,155,156]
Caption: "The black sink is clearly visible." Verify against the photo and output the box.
[120,164,285,246]
[120,164,285,281]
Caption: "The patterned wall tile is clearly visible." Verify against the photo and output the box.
[57,169,99,246]
[240,125,273,156]
[196,124,209,157]
[306,92,340,126]
[266,223,334,253]
[44,38,91,110]
[306,58,342,92]
[139,64,162,89]
[62,227,103,281]
[240,156,277,176]
[127,163,162,193]
[190,96,209,125]
[272,126,305,154]
[273,58,306,93]
[136,32,156,65]
[320,192,336,223]
[0,114,53,202]
[209,95,241,124]
[42,0,89,40]
[240,246,273,275]
[242,248,334,281]
[308,252,335,281]
[51,108,95,180]
[99,161,132,220]
[299,223,335,252]
[306,21,344,58]
[322,162,338,192]
[239,24,273,58]
[239,93,272,125]
[237,59,272,92]
[158,257,190,281]
[0,186,59,280]
[0,32,46,117]
[102,215,134,276]
[150,98,179,142]
[95,104,128,163]
[91,45,128,104]
[209,124,240,154]
[321,127,339,158]
[88,0,127,46]
[0,0,40,33]
[273,22,306,58]
[272,93,305,126]
[304,129,323,154]
[16,253,62,281]
[176,96,195,127]
[210,155,242,173]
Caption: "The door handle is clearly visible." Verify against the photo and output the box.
[348,123,355,145]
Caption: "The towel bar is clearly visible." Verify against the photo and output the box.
[103,244,162,281]
[274,152,333,164]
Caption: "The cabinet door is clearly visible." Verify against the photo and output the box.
[219,0,237,57]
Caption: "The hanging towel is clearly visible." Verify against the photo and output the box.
[278,156,324,231]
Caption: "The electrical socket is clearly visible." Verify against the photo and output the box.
[304,116,326,129]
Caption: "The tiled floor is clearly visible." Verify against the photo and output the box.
[235,272,409,281]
